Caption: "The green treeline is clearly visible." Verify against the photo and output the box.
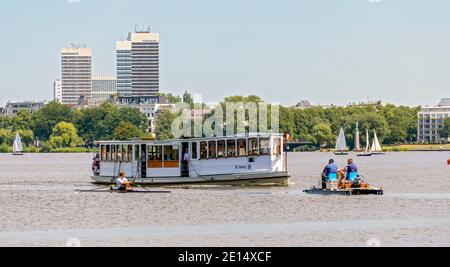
[154,95,422,148]
[1,95,446,153]
[0,102,147,153]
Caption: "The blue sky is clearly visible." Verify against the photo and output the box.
[0,0,449,106]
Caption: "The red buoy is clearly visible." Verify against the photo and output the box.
[448,158,450,165]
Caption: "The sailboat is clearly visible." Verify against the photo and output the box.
[12,132,24,156]
[371,130,385,155]
[334,127,348,155]
[357,129,372,157]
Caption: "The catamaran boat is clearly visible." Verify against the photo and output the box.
[91,133,290,186]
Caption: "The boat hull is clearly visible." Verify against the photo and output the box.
[334,152,349,156]
[91,171,290,186]
[304,187,383,196]
[357,153,372,157]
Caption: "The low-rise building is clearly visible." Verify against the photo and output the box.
[92,75,117,105]
[3,100,47,116]
[418,98,450,143]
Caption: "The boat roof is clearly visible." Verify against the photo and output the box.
[95,133,283,145]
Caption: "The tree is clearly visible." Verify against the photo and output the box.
[439,118,450,141]
[50,122,83,148]
[312,123,333,148]
[16,129,34,147]
[182,91,194,108]
[0,128,14,145]
[75,103,148,146]
[33,102,76,141]
[113,122,143,141]
[155,110,177,140]
[159,92,182,103]
[11,110,34,131]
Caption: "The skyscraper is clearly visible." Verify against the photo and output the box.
[116,30,160,98]
[61,46,92,105]
[53,79,62,103]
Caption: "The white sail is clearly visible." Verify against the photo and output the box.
[365,129,371,152]
[13,133,23,153]
[371,130,383,152]
[335,127,347,151]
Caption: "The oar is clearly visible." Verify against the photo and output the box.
[75,185,113,193]
[133,184,172,194]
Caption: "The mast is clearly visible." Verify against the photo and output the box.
[365,128,371,152]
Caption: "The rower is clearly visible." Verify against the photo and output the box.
[116,172,132,191]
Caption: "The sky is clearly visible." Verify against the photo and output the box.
[0,0,449,107]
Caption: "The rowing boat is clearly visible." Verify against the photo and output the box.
[75,188,171,194]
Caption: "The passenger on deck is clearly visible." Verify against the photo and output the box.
[116,172,132,191]
[338,158,359,187]
[322,159,338,189]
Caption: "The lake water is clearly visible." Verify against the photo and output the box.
[0,152,449,247]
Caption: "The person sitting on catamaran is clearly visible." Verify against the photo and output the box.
[342,158,359,181]
[116,172,132,191]
[322,159,338,189]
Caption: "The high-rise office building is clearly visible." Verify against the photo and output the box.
[92,75,117,104]
[61,46,92,105]
[53,79,62,103]
[116,30,160,98]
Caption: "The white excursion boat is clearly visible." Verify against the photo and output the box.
[12,133,24,156]
[92,133,290,186]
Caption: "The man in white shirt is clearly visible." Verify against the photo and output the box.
[116,172,132,191]
[182,148,190,177]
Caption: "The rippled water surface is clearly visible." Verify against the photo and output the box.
[0,152,449,247]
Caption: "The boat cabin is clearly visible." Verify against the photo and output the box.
[95,133,286,180]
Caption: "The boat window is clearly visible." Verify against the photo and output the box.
[217,140,226,158]
[127,145,133,162]
[111,145,116,161]
[106,145,111,161]
[227,139,237,157]
[134,145,140,161]
[163,145,180,168]
[248,138,259,156]
[259,138,271,155]
[164,145,179,161]
[122,145,128,162]
[208,141,217,159]
[148,146,162,161]
[191,142,198,160]
[238,139,247,156]
[117,145,123,162]
[273,138,282,156]
[101,145,106,161]
[200,141,208,159]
